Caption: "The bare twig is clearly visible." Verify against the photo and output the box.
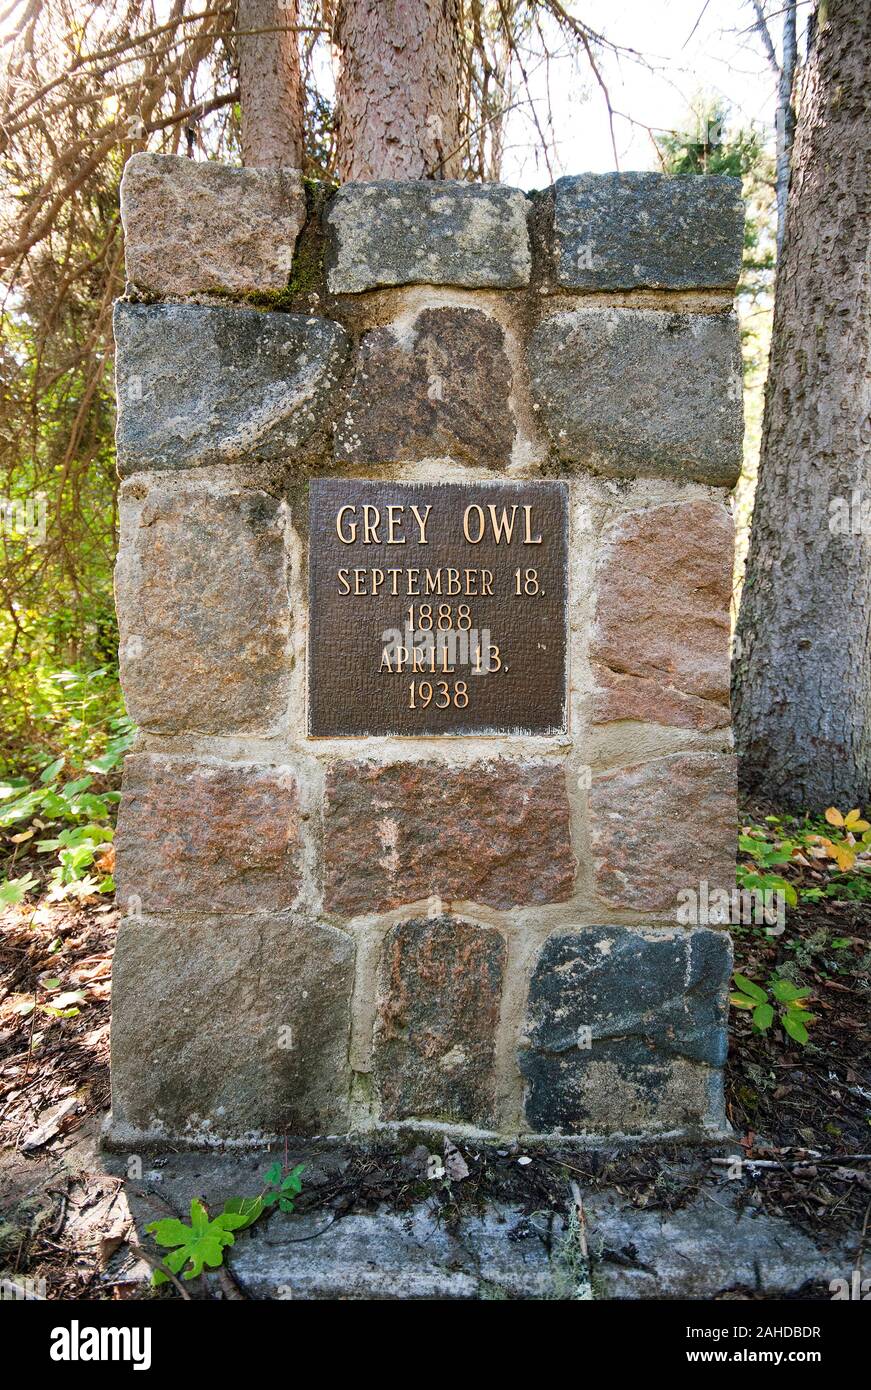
[127,1242,192,1300]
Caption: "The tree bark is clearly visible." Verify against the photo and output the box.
[733,0,871,811]
[237,0,305,168]
[334,0,462,181]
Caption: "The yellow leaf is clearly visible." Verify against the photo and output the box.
[825,807,845,827]
[844,810,870,831]
[95,844,115,873]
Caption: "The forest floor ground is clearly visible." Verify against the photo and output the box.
[1,886,868,1300]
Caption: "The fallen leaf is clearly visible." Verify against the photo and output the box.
[95,844,115,873]
[98,1218,131,1268]
[443,1138,469,1181]
[70,958,112,984]
[20,1096,79,1152]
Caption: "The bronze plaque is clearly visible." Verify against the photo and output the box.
[308,479,568,736]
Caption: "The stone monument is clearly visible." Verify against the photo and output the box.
[107,155,742,1147]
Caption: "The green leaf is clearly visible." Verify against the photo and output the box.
[86,747,125,773]
[41,989,86,1016]
[0,797,43,828]
[38,756,64,784]
[777,879,799,908]
[769,979,810,1003]
[262,1190,280,1207]
[733,973,767,1004]
[783,1013,809,1045]
[61,776,93,799]
[146,1197,249,1282]
[752,1002,774,1031]
[263,1162,282,1186]
[730,993,757,1009]
[280,1164,305,1193]
[147,1217,190,1247]
[738,833,765,856]
[278,1197,295,1213]
[222,1196,264,1230]
[0,872,38,905]
[152,1246,191,1286]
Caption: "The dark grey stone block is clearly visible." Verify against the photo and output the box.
[114,302,348,474]
[519,926,731,1136]
[529,306,743,485]
[553,172,744,289]
[325,180,531,293]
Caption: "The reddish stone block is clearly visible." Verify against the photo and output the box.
[590,752,737,911]
[591,501,733,732]
[115,754,301,914]
[323,760,575,914]
[375,916,506,1126]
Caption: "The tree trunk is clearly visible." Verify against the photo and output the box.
[334,0,462,181]
[237,0,305,168]
[733,0,871,811]
[752,0,797,251]
[775,0,797,252]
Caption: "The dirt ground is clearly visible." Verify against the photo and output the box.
[1,891,869,1300]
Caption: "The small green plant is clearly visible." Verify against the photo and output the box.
[146,1199,252,1285]
[737,831,797,907]
[145,1163,304,1286]
[0,870,38,905]
[259,1161,305,1212]
[0,712,135,902]
[730,971,817,1045]
[738,806,871,918]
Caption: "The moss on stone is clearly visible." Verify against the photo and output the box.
[199,186,329,312]
[286,239,325,299]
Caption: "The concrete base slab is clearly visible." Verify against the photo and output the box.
[95,1142,850,1301]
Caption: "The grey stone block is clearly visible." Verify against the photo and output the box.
[529,306,743,485]
[230,1203,557,1299]
[114,302,348,474]
[519,926,731,1136]
[553,172,744,289]
[325,180,531,293]
[120,153,306,298]
[111,1148,847,1299]
[109,915,355,1143]
[579,1187,846,1299]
